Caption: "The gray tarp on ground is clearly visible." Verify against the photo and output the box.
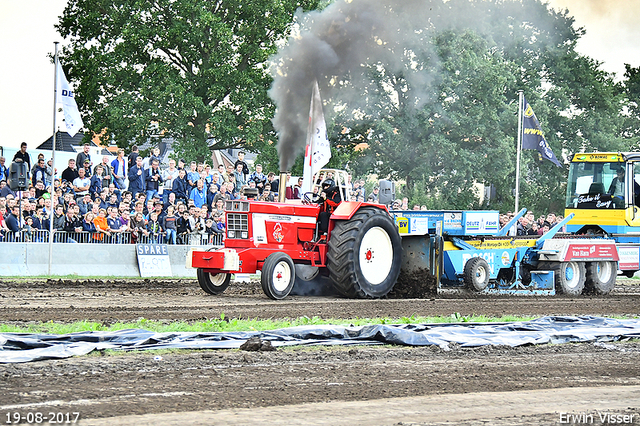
[2,316,640,363]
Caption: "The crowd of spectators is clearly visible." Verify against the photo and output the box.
[0,144,385,244]
[0,144,231,244]
[0,142,564,243]
[500,210,565,236]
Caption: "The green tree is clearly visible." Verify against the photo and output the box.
[622,64,640,147]
[56,0,319,162]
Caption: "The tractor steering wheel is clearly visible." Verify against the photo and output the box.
[302,192,317,205]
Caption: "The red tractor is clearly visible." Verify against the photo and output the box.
[187,169,402,299]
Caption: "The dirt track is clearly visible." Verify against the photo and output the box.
[1,278,640,324]
[1,278,640,425]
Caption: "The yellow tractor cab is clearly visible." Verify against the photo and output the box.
[565,152,640,235]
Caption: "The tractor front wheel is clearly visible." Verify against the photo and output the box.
[327,207,402,298]
[261,252,296,300]
[197,269,231,295]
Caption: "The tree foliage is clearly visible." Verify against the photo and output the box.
[56,0,636,215]
[623,64,640,147]
[56,0,319,162]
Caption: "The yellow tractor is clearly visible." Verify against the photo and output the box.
[565,152,640,276]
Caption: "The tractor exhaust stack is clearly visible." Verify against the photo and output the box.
[278,171,288,203]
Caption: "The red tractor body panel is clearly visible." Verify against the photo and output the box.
[331,201,388,220]
[190,200,336,275]
[191,246,324,274]
[326,202,389,236]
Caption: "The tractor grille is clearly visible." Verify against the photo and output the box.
[225,200,250,212]
[227,213,249,239]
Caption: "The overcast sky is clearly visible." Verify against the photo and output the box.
[0,0,638,152]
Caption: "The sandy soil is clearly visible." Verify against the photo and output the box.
[1,278,639,425]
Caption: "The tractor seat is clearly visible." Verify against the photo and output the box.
[588,182,605,195]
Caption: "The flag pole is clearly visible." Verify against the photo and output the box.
[514,90,524,214]
[48,42,59,276]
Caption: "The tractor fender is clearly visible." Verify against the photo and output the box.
[330,201,389,221]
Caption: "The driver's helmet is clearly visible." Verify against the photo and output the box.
[321,179,335,190]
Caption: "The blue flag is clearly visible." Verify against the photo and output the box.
[522,97,561,167]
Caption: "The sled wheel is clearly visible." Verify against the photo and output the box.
[622,270,636,278]
[540,261,586,295]
[261,252,296,300]
[197,269,231,295]
[327,207,402,298]
[463,257,490,291]
[585,261,617,295]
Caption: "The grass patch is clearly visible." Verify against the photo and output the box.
[0,313,534,335]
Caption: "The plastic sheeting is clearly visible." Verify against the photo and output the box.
[2,316,640,363]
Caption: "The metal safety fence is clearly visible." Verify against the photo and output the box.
[0,229,223,246]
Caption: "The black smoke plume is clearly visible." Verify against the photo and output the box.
[268,0,565,171]
[269,0,448,171]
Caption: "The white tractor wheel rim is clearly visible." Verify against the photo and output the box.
[209,273,227,287]
[272,261,292,292]
[359,226,393,286]
[564,262,581,290]
[596,262,613,283]
[475,265,487,284]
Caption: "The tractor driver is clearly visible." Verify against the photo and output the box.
[608,166,640,207]
[317,178,342,234]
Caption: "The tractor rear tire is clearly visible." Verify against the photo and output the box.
[463,257,490,292]
[261,252,296,300]
[197,269,231,295]
[539,261,586,295]
[585,261,616,295]
[327,207,402,298]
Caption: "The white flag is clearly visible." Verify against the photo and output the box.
[301,81,331,195]
[56,61,84,137]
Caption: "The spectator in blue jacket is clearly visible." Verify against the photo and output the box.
[186,161,200,190]
[105,193,119,211]
[173,168,189,202]
[89,164,104,199]
[32,158,48,185]
[144,159,163,202]
[111,149,127,190]
[0,156,8,183]
[127,156,145,196]
[82,212,97,234]
[206,182,219,210]
[189,179,207,208]
[5,204,21,237]
[249,164,267,194]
